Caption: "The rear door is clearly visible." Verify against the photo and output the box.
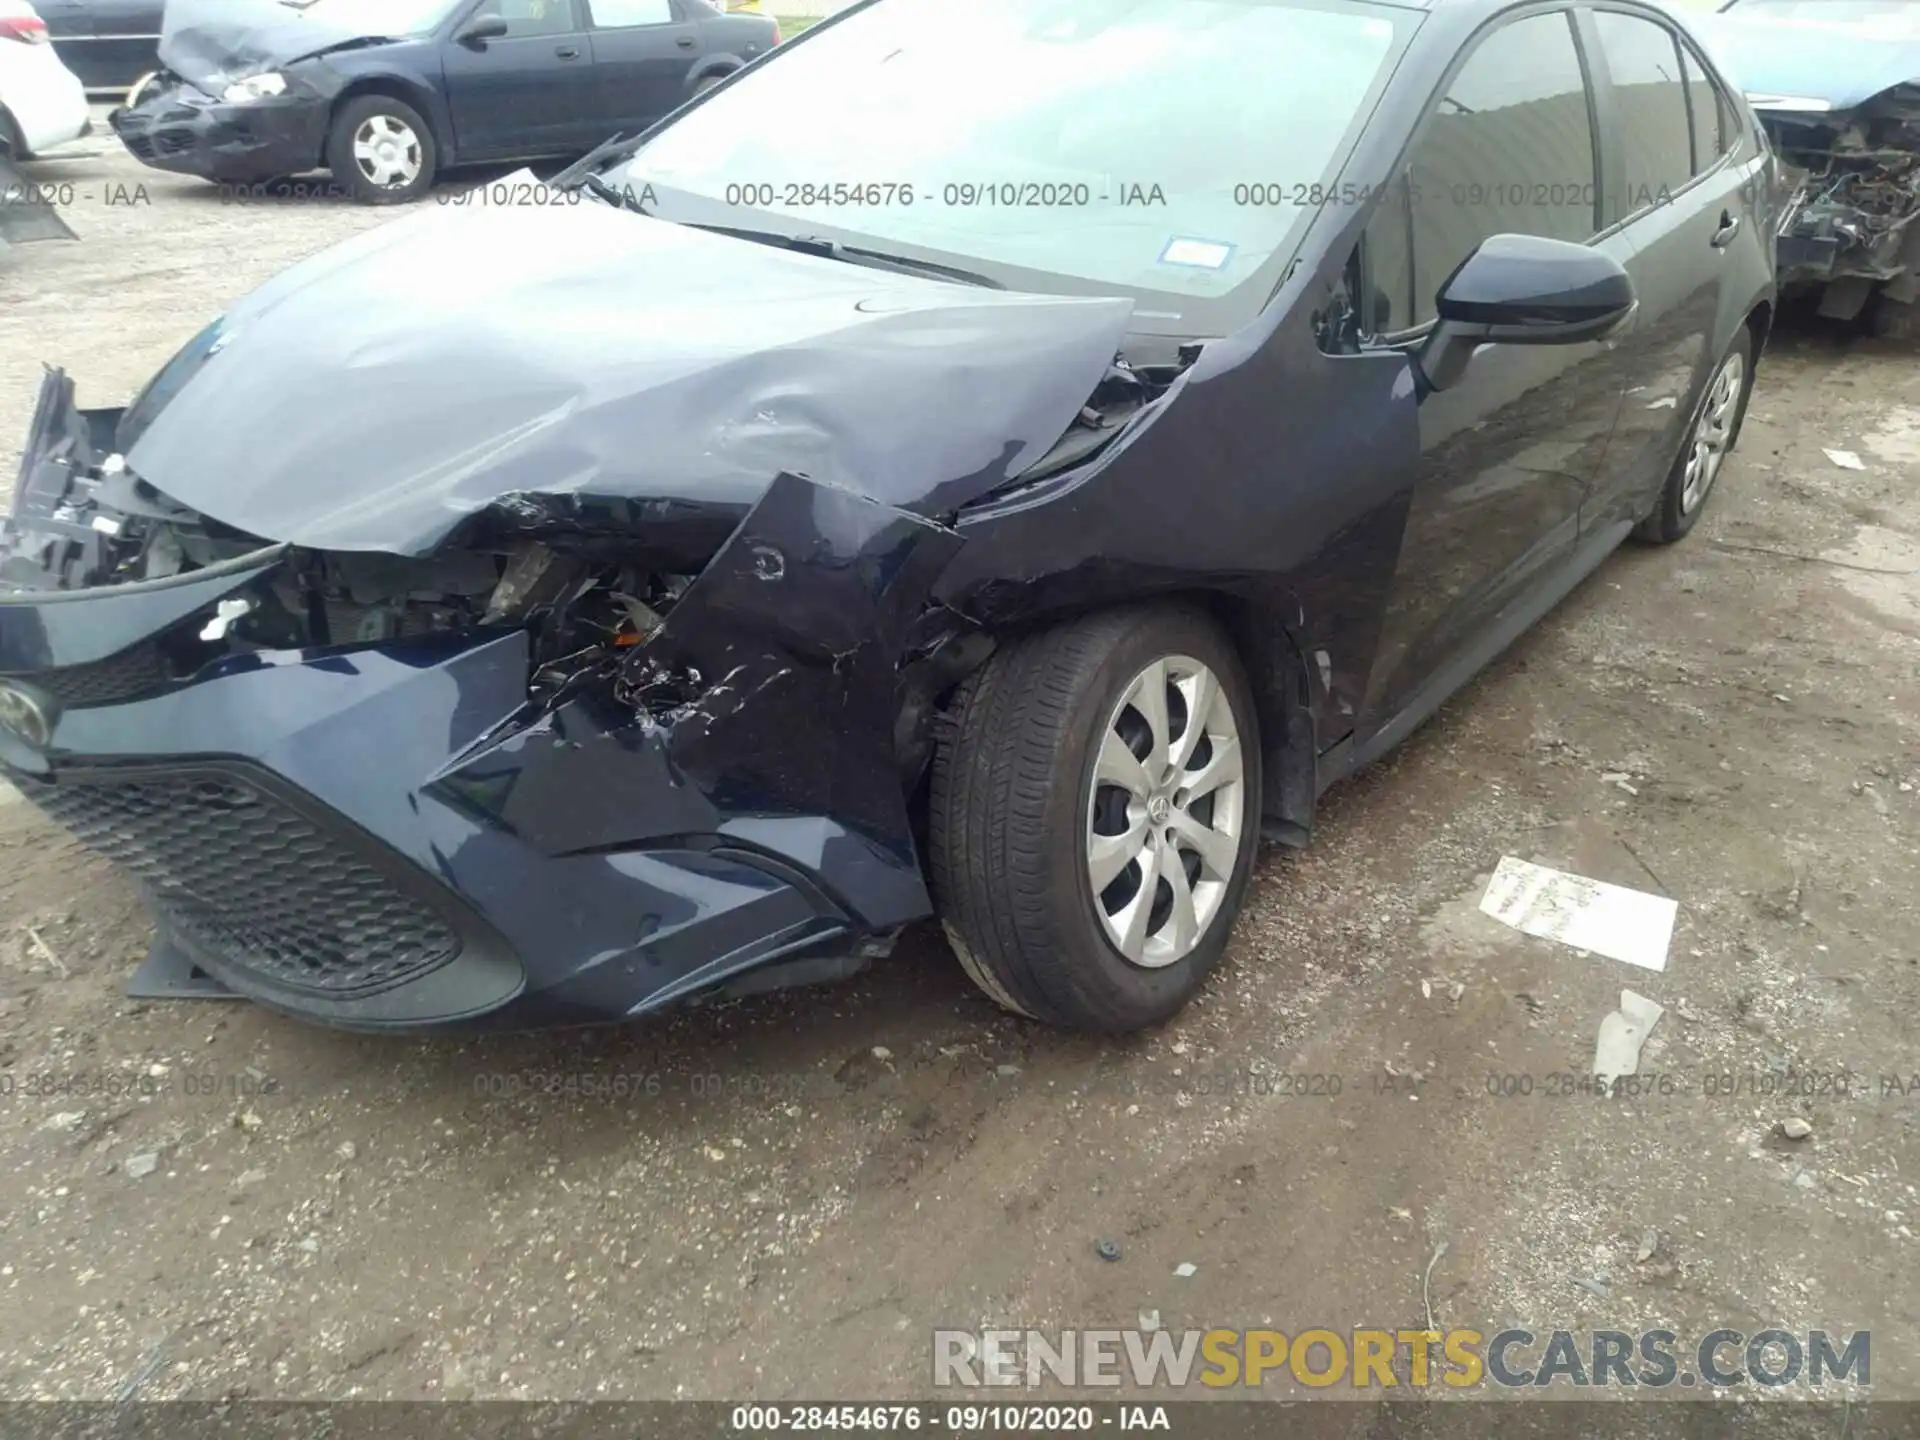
[1578,5,1769,532]
[585,0,703,135]
[442,0,602,160]
[1354,7,1631,735]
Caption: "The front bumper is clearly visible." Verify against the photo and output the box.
[108,84,326,183]
[0,621,873,1030]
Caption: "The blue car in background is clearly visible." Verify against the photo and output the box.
[109,0,780,203]
[1710,0,1920,335]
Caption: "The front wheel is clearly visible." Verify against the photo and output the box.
[1634,327,1753,544]
[929,605,1263,1032]
[326,95,437,205]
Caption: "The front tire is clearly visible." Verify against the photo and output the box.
[1634,326,1753,544]
[326,95,437,205]
[930,605,1263,1033]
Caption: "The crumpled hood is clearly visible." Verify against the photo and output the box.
[119,191,1135,555]
[159,0,407,91]
[1702,12,1920,110]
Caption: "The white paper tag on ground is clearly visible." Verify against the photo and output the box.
[1479,857,1676,972]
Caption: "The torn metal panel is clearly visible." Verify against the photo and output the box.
[429,473,963,930]
[115,200,1135,552]
[0,369,287,689]
[0,157,78,248]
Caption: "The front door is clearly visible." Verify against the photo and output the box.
[443,0,602,161]
[1356,8,1630,735]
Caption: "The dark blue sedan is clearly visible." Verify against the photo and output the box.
[109,0,780,202]
[6,0,1777,1036]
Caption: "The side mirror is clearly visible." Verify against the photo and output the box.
[1416,234,1635,392]
[457,15,511,46]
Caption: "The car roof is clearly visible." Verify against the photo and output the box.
[1380,0,1708,16]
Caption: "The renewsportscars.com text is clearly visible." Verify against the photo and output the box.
[933,1327,1870,1390]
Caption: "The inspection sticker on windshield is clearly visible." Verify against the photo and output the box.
[1159,238,1234,270]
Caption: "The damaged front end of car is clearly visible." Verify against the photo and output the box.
[1760,83,1920,322]
[0,377,949,1027]
[108,0,389,184]
[0,204,1158,1029]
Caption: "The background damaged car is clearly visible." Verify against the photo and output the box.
[1712,0,1920,336]
[0,0,1775,1036]
[111,0,779,204]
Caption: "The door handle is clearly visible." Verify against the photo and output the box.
[676,34,696,47]
[555,44,581,58]
[1710,211,1741,248]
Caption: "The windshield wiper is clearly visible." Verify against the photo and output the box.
[693,225,1005,288]
[550,132,634,193]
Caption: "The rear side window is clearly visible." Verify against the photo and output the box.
[1592,12,1692,220]
[589,0,675,23]
[1680,42,1735,171]
[1375,11,1597,330]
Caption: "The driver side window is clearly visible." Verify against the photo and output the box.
[1364,10,1600,333]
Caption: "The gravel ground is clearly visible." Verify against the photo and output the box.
[1,123,1918,1417]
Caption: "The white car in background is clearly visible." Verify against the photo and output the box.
[0,0,89,159]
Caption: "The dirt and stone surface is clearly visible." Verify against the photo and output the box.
[0,126,1917,1414]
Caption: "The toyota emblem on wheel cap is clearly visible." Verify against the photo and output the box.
[0,681,55,750]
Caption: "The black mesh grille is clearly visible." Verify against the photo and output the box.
[2,643,172,709]
[19,769,461,996]
[121,134,156,161]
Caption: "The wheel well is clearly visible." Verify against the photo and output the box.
[330,79,445,153]
[1747,299,1774,359]
[915,591,1319,847]
[1192,591,1318,845]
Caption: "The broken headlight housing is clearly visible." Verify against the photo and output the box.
[221,73,288,104]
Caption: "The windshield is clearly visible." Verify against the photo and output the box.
[281,0,458,34]
[610,0,1412,332]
